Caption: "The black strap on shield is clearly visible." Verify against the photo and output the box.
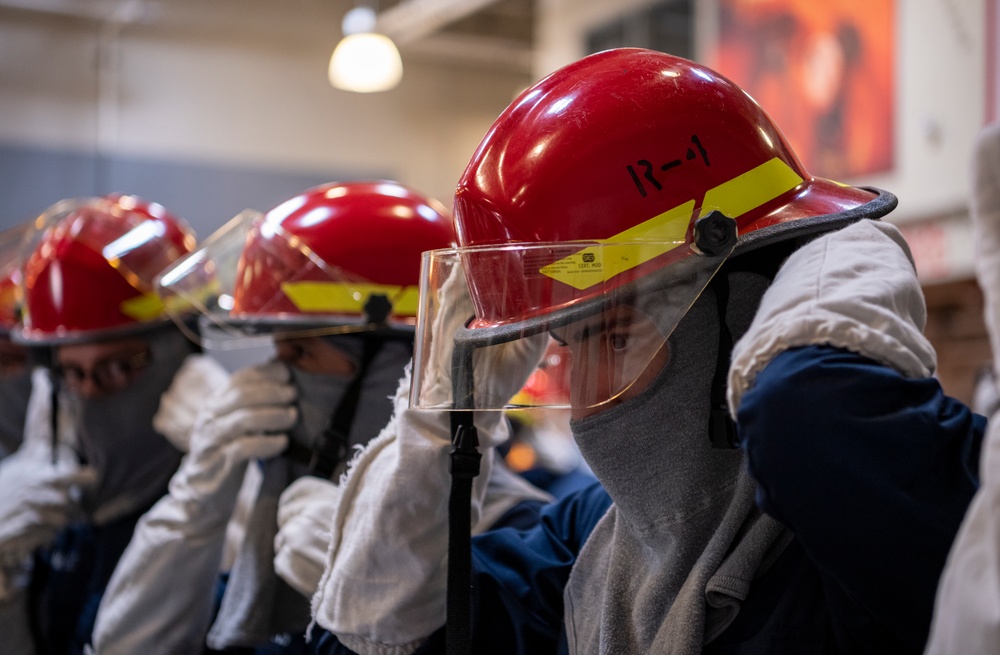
[305,335,385,479]
[694,210,739,449]
[286,293,396,479]
[43,346,59,465]
[446,338,481,655]
[446,410,479,655]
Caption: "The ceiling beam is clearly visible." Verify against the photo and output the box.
[376,0,503,45]
[402,32,533,73]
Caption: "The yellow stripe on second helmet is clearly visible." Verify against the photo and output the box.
[281,281,419,317]
[120,292,167,322]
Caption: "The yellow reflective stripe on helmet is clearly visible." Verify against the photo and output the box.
[120,292,166,322]
[701,157,803,219]
[281,282,420,317]
[163,278,222,316]
[541,157,802,291]
[540,201,695,291]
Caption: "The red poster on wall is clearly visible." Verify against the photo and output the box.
[711,0,894,180]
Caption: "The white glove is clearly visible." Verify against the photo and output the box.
[152,354,231,453]
[417,259,546,416]
[312,266,549,655]
[169,360,296,525]
[274,476,340,598]
[0,366,90,596]
[727,219,935,415]
[0,442,98,569]
[91,361,296,655]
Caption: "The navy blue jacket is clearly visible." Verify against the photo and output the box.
[30,503,156,655]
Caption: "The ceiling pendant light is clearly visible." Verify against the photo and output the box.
[328,5,402,93]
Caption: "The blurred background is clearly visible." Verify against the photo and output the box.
[0,0,996,403]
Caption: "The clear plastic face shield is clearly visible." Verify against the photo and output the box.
[155,209,412,350]
[411,211,737,414]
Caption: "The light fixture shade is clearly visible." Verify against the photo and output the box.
[328,33,403,93]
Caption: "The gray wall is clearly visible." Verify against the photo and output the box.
[0,142,386,238]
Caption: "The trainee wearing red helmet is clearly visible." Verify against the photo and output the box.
[393,47,919,655]
[0,194,201,655]
[112,181,459,652]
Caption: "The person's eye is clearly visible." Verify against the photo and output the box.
[609,333,629,351]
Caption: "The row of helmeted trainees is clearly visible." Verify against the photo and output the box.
[0,47,997,655]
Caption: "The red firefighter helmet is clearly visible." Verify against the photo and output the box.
[156,181,456,344]
[411,48,896,411]
[17,194,196,344]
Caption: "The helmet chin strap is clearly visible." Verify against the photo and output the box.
[447,339,481,655]
[48,347,61,465]
[285,294,398,479]
[694,210,739,449]
[709,272,739,449]
[302,335,385,479]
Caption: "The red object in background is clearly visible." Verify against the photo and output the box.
[711,0,895,180]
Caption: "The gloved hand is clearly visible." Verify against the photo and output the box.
[311,264,550,655]
[728,219,935,415]
[167,359,297,530]
[273,476,340,598]
[152,354,231,453]
[0,442,97,569]
[417,259,547,418]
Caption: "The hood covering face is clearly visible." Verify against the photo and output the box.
[565,268,792,654]
[66,326,194,524]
